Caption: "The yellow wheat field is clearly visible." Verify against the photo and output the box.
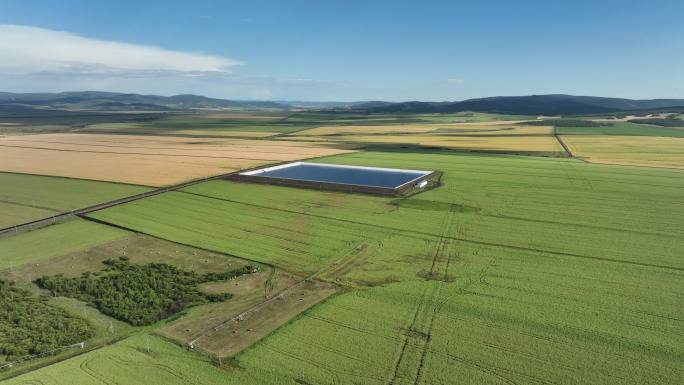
[562,135,684,169]
[292,122,549,136]
[0,134,354,186]
[81,123,281,138]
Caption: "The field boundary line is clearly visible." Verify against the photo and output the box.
[553,126,574,158]
[0,170,155,188]
[0,199,63,213]
[78,215,273,269]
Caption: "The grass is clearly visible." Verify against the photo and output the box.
[84,149,684,384]
[557,121,684,137]
[0,172,149,228]
[562,134,684,168]
[0,234,250,285]
[0,219,127,271]
[4,334,232,385]
[90,190,387,275]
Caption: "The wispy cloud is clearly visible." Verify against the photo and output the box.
[0,24,242,76]
[446,78,464,85]
[0,24,368,100]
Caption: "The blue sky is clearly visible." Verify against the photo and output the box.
[0,0,682,101]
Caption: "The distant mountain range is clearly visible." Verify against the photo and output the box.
[0,91,287,111]
[0,92,682,115]
[350,95,684,115]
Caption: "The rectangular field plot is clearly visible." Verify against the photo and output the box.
[0,133,354,186]
[0,219,127,271]
[89,191,394,275]
[80,112,309,137]
[562,134,684,168]
[286,123,563,156]
[0,172,148,229]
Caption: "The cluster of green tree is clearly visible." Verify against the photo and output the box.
[36,258,258,326]
[524,119,613,127]
[628,118,684,127]
[0,280,94,360]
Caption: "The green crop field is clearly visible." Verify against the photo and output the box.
[76,150,684,384]
[0,219,127,271]
[89,189,392,275]
[4,334,231,385]
[0,172,149,228]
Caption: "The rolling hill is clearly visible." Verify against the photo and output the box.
[0,91,288,111]
[352,94,684,115]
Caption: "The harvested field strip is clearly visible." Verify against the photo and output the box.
[0,140,349,159]
[0,144,279,161]
[0,133,354,186]
[0,136,348,153]
[561,134,684,169]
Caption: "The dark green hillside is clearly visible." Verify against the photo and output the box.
[357,94,684,115]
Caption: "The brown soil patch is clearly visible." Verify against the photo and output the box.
[158,268,338,357]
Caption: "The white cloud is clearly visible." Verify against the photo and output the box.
[0,25,371,100]
[0,24,241,75]
[446,78,464,85]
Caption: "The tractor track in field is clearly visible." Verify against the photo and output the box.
[413,304,442,385]
[388,204,454,385]
[178,192,684,272]
[388,284,429,385]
